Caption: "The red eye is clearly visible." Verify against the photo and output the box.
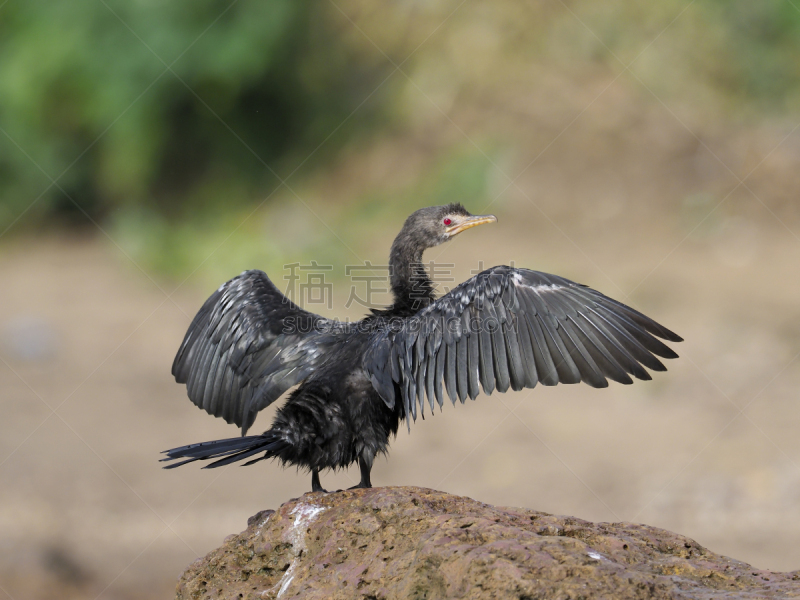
[443,218,452,226]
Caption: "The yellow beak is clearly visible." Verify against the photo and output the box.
[445,214,498,236]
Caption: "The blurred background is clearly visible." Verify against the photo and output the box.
[2,0,800,597]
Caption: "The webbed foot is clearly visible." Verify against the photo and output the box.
[347,482,371,490]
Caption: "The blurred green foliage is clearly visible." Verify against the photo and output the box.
[113,145,495,288]
[338,147,496,242]
[0,0,390,231]
[557,0,800,116]
[1,0,799,269]
[699,0,800,109]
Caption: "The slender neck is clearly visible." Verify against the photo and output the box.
[389,236,435,314]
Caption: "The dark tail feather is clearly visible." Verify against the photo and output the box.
[160,432,288,469]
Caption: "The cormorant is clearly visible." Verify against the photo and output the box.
[162,204,682,492]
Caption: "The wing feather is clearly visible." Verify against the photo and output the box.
[524,313,559,385]
[584,306,667,371]
[568,314,636,383]
[456,334,469,403]
[516,312,538,388]
[575,312,650,380]
[363,266,681,424]
[416,338,428,418]
[173,270,347,434]
[504,316,526,391]
[491,316,510,393]
[558,319,608,387]
[593,303,678,359]
[434,339,446,407]
[201,345,224,412]
[444,341,458,405]
[425,334,438,413]
[478,316,496,395]
[466,325,481,400]
[538,313,582,383]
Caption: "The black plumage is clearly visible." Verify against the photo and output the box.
[162,204,682,492]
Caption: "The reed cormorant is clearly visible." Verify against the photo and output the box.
[162,204,682,492]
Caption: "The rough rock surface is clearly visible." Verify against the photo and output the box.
[175,487,800,600]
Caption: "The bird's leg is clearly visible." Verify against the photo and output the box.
[311,469,328,493]
[348,454,373,489]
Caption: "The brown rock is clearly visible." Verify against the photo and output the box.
[175,487,800,600]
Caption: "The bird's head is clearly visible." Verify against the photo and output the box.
[399,203,497,251]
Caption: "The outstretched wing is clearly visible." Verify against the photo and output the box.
[173,270,346,434]
[363,266,682,425]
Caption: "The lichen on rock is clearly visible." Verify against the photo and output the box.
[175,487,800,600]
